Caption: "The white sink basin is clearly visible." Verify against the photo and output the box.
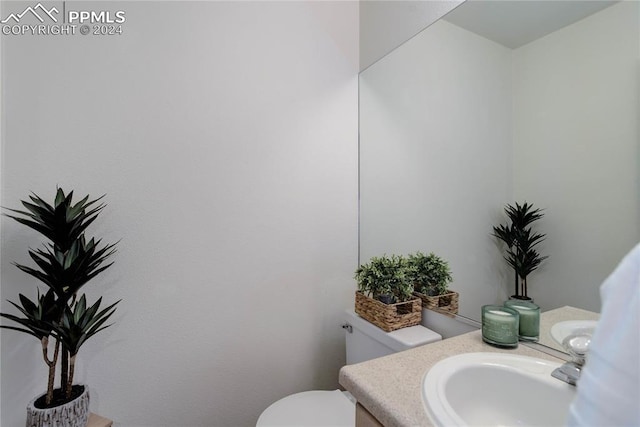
[422,352,576,427]
[550,320,597,347]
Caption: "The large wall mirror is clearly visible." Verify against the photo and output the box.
[359,0,639,334]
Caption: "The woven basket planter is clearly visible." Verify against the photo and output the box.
[354,291,422,332]
[26,385,90,427]
[414,290,459,315]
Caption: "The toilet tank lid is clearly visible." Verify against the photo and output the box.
[388,324,442,348]
[344,309,442,352]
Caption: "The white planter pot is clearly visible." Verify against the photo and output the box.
[26,385,90,427]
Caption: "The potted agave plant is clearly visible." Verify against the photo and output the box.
[408,252,458,314]
[0,188,119,427]
[492,201,548,301]
[353,255,421,332]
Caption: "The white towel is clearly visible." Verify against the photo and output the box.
[567,243,640,426]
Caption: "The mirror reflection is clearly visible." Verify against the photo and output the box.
[359,0,639,334]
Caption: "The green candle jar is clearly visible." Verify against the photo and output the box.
[481,305,519,348]
[504,300,540,341]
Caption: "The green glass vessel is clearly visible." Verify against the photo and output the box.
[481,305,519,348]
[504,300,540,341]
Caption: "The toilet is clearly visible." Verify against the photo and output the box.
[256,309,442,426]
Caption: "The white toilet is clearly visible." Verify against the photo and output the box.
[256,309,442,426]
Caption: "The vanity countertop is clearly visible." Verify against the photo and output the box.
[339,329,564,427]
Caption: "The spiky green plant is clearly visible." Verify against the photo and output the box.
[0,188,119,406]
[0,289,61,404]
[54,294,119,395]
[492,202,548,299]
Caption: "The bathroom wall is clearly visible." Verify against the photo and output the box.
[512,1,640,312]
[0,16,3,423]
[359,0,462,71]
[0,2,358,426]
[359,19,514,318]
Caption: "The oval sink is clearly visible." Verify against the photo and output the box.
[550,320,597,347]
[422,352,576,427]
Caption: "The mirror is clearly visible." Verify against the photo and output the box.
[359,0,463,71]
[359,0,639,337]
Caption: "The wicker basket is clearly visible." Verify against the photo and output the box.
[414,290,459,315]
[354,291,422,332]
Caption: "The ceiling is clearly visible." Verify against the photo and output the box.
[443,0,619,48]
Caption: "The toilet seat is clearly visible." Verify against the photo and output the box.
[256,390,355,426]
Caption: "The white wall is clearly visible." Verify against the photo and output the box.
[0,2,359,426]
[0,2,3,421]
[359,0,462,71]
[359,20,513,320]
[512,1,640,312]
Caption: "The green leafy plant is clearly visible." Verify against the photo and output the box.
[407,252,453,296]
[492,201,548,299]
[354,255,414,304]
[0,189,119,407]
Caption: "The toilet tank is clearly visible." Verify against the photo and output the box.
[344,309,442,365]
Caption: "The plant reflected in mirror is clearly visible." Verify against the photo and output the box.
[492,202,547,301]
